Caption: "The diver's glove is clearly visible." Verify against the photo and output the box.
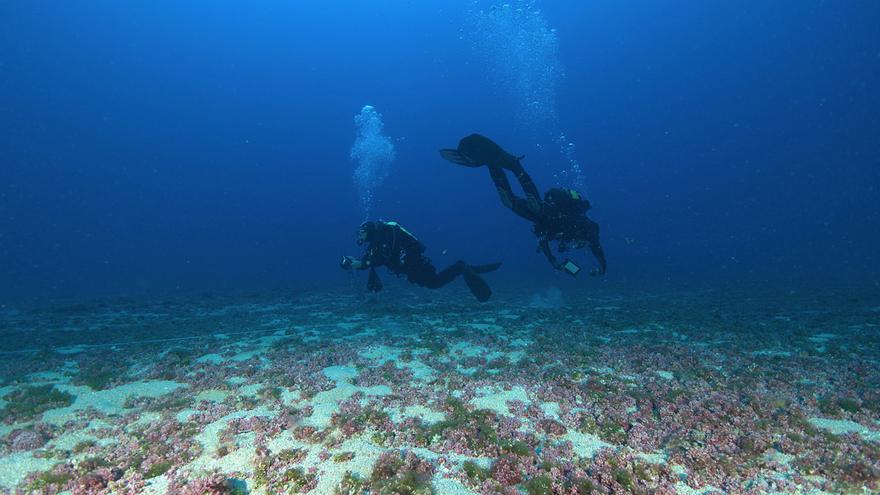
[340,255,356,271]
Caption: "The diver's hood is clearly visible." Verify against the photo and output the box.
[357,221,378,245]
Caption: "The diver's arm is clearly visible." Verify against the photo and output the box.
[588,242,607,276]
[577,219,606,276]
[341,252,377,271]
[538,239,562,270]
[341,256,364,270]
[397,229,426,256]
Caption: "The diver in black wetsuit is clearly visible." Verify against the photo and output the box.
[440,133,607,277]
[340,220,501,301]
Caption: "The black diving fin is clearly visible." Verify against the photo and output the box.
[468,262,502,274]
[439,149,481,167]
[463,268,491,302]
[367,267,383,292]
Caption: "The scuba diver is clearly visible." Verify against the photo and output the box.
[340,220,502,302]
[440,133,606,277]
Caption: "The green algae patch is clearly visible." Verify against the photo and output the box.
[421,398,500,452]
[144,460,173,479]
[370,452,434,495]
[0,384,74,421]
[462,460,490,482]
[525,475,553,495]
[26,469,73,492]
[76,364,117,391]
[336,471,368,494]
[334,451,356,462]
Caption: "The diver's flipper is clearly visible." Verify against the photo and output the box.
[439,149,481,167]
[469,262,502,274]
[463,269,491,302]
[367,267,383,293]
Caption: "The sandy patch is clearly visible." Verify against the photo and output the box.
[561,430,611,458]
[390,405,446,424]
[41,380,186,425]
[470,386,530,415]
[48,419,116,451]
[638,450,668,464]
[750,350,792,357]
[306,383,392,429]
[187,406,275,472]
[0,452,57,490]
[540,402,561,419]
[303,369,392,428]
[359,345,400,363]
[141,473,170,495]
[196,354,224,365]
[432,476,480,495]
[449,342,489,358]
[656,370,674,380]
[809,417,880,442]
[323,365,358,383]
[195,389,229,403]
[311,435,385,493]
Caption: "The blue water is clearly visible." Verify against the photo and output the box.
[2,1,879,302]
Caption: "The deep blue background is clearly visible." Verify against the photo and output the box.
[2,1,878,302]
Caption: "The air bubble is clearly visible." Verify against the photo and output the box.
[351,105,396,217]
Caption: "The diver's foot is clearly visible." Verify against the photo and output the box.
[463,269,491,302]
[469,262,502,274]
[439,149,482,167]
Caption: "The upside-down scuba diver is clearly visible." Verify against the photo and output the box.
[440,133,606,277]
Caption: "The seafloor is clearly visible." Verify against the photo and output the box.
[0,284,878,495]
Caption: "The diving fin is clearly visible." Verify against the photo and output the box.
[367,267,383,293]
[469,262,502,274]
[439,149,481,167]
[463,269,491,302]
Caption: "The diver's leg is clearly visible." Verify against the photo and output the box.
[424,261,492,302]
[431,260,492,302]
[506,161,542,215]
[489,167,541,222]
[415,260,466,289]
[488,166,517,211]
[411,260,491,301]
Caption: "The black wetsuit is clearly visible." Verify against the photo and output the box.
[533,202,606,275]
[356,221,466,288]
[450,134,607,274]
[351,221,497,301]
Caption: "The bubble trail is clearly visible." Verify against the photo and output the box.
[350,105,396,217]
